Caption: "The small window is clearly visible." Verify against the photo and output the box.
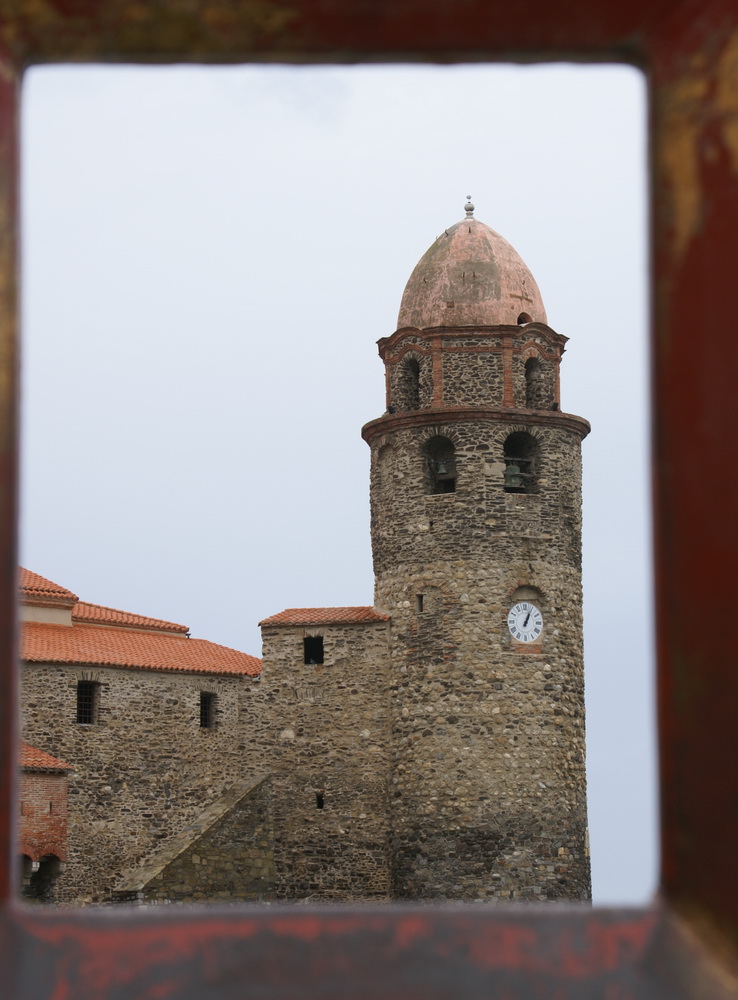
[76,680,99,725]
[199,691,216,728]
[517,312,532,325]
[416,594,424,612]
[316,792,325,809]
[304,636,324,665]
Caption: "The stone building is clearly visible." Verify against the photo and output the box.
[19,202,591,904]
[19,568,263,903]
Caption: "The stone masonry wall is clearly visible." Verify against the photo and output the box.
[366,411,590,901]
[21,664,257,903]
[254,621,392,900]
[442,351,504,406]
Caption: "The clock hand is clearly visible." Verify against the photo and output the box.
[523,611,531,627]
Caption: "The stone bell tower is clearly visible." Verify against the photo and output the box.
[362,200,591,901]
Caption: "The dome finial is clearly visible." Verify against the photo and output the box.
[465,196,475,219]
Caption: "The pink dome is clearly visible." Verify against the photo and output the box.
[398,216,546,329]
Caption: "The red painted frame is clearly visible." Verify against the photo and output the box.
[1,1,738,996]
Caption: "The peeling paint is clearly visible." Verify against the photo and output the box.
[715,31,738,174]
[658,54,708,266]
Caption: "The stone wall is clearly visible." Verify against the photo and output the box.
[21,663,258,903]
[442,350,504,406]
[255,620,392,900]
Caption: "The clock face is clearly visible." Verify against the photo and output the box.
[507,602,543,643]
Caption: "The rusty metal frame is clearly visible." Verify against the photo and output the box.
[1,1,737,996]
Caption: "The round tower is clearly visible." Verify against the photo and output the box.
[362,200,591,902]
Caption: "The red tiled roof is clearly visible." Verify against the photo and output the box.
[21,622,261,677]
[18,568,78,607]
[19,741,73,773]
[259,606,390,626]
[73,601,189,635]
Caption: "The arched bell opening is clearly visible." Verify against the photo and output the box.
[503,431,538,494]
[424,436,457,495]
[517,312,532,325]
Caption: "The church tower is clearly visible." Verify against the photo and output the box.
[362,200,591,901]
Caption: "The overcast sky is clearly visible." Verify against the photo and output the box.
[20,63,654,905]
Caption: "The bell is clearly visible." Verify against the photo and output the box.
[504,463,523,490]
[435,459,448,475]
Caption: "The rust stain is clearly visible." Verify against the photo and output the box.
[391,914,431,950]
[466,923,538,970]
[715,30,738,172]
[0,0,299,62]
[658,52,708,266]
[659,28,738,270]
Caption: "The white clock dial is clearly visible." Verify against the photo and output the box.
[507,602,543,643]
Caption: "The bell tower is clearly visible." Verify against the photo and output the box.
[362,200,591,901]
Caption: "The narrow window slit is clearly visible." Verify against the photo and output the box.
[316,792,325,809]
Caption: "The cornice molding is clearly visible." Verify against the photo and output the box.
[362,406,591,444]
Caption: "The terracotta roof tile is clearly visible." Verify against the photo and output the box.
[73,601,189,634]
[259,606,390,626]
[18,568,78,607]
[19,741,73,773]
[22,622,261,677]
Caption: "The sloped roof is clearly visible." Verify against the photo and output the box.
[259,606,390,626]
[73,601,189,635]
[19,741,73,773]
[22,622,261,677]
[18,568,78,608]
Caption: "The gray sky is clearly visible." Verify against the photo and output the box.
[20,63,655,905]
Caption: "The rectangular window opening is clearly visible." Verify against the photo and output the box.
[416,594,424,612]
[303,636,324,665]
[199,691,216,728]
[316,792,324,809]
[76,680,99,725]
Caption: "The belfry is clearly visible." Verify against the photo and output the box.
[362,199,591,900]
